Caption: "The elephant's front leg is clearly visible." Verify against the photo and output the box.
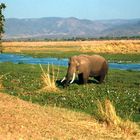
[83,73,89,84]
[78,73,83,84]
[78,73,88,84]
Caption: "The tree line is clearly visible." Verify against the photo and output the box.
[3,35,140,42]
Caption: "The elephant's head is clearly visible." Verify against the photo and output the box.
[61,56,80,86]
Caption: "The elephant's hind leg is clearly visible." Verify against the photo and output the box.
[99,74,105,83]
[94,76,100,83]
[94,75,105,84]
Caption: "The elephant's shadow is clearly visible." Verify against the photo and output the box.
[56,78,99,87]
[75,79,100,84]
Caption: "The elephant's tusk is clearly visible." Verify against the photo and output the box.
[70,73,76,84]
[61,77,66,83]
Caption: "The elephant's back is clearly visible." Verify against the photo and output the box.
[91,54,105,60]
[90,55,108,75]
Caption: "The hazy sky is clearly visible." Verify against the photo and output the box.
[1,0,140,20]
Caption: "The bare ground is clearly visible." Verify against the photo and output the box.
[0,92,139,140]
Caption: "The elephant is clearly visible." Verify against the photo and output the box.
[61,54,108,86]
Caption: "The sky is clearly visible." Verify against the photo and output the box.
[1,0,140,20]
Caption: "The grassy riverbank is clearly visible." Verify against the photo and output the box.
[0,62,140,122]
[27,53,140,63]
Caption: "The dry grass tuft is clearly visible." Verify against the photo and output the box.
[0,73,9,90]
[0,75,4,89]
[97,99,139,136]
[39,64,60,93]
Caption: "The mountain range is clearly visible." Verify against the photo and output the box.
[3,17,140,40]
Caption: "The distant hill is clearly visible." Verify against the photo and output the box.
[3,17,140,39]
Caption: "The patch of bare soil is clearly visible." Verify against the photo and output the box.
[0,92,139,140]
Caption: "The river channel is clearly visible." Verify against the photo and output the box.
[0,53,140,71]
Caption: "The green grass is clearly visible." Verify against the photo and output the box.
[0,62,140,123]
[21,52,140,63]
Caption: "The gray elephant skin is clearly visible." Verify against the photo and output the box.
[61,54,108,86]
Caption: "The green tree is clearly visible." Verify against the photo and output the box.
[0,3,6,53]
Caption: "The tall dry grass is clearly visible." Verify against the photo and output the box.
[97,99,139,136]
[39,64,60,93]
[0,75,4,89]
[80,40,140,53]
[2,40,140,54]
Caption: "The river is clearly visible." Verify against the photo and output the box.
[0,53,140,71]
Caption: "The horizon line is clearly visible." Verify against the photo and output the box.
[5,16,140,21]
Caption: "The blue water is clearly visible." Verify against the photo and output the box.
[0,53,140,71]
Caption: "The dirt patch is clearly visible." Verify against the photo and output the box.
[0,92,139,140]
